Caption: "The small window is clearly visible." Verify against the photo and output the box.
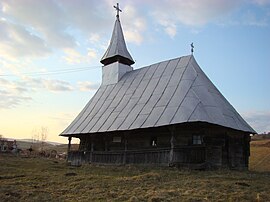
[150,137,157,147]
[192,135,202,145]
[113,136,121,143]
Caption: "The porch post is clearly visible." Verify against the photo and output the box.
[67,137,72,162]
[68,137,72,152]
[169,126,176,166]
[123,134,128,165]
[90,137,94,163]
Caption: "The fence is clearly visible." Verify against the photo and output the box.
[67,146,205,166]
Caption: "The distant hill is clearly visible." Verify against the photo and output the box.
[8,139,79,153]
[18,139,62,146]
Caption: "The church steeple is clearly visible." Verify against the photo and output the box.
[100,3,135,66]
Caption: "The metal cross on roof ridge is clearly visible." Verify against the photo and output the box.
[191,42,194,54]
[114,3,122,18]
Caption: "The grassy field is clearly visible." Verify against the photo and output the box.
[0,140,270,202]
[250,139,270,172]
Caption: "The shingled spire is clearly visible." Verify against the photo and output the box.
[100,3,134,86]
[100,3,135,66]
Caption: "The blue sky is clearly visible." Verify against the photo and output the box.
[0,0,269,143]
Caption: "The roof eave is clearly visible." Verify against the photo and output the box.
[100,55,135,66]
[60,121,256,137]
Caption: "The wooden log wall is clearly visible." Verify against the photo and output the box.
[74,123,250,169]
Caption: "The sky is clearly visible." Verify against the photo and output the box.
[0,0,270,144]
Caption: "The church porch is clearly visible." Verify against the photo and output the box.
[65,123,250,169]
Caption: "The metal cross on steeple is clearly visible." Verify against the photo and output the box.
[114,3,122,18]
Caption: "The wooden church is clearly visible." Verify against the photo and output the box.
[61,4,256,169]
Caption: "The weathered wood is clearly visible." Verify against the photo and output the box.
[125,148,170,164]
[123,136,128,164]
[67,150,83,166]
[67,137,72,154]
[90,138,94,163]
[69,146,206,166]
[169,126,176,165]
[173,146,205,164]
[70,123,250,169]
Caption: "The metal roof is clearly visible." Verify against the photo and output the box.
[100,16,135,66]
[61,55,256,136]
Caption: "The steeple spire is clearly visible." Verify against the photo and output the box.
[100,3,135,66]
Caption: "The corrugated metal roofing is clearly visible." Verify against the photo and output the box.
[100,17,134,66]
[61,55,256,136]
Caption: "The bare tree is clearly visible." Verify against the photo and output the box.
[40,127,48,151]
[31,128,40,143]
[31,127,49,151]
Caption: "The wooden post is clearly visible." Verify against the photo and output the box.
[67,137,72,162]
[169,126,176,166]
[123,134,128,165]
[90,137,94,163]
[245,134,251,168]
[68,137,72,152]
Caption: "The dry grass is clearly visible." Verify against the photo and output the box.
[250,139,270,172]
[0,141,270,202]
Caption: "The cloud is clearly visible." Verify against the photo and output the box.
[154,16,177,38]
[0,0,148,66]
[0,0,110,61]
[2,0,259,62]
[242,111,270,134]
[242,10,269,27]
[0,19,51,60]
[1,0,76,49]
[62,48,97,64]
[150,0,242,36]
[77,81,100,92]
[121,4,147,44]
[87,49,97,60]
[148,0,270,36]
[0,78,28,94]
[0,76,75,109]
[1,0,269,62]
[22,77,74,92]
[42,79,74,92]
[65,0,114,32]
[252,0,270,6]
[88,34,101,44]
[0,78,31,109]
[0,90,32,109]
